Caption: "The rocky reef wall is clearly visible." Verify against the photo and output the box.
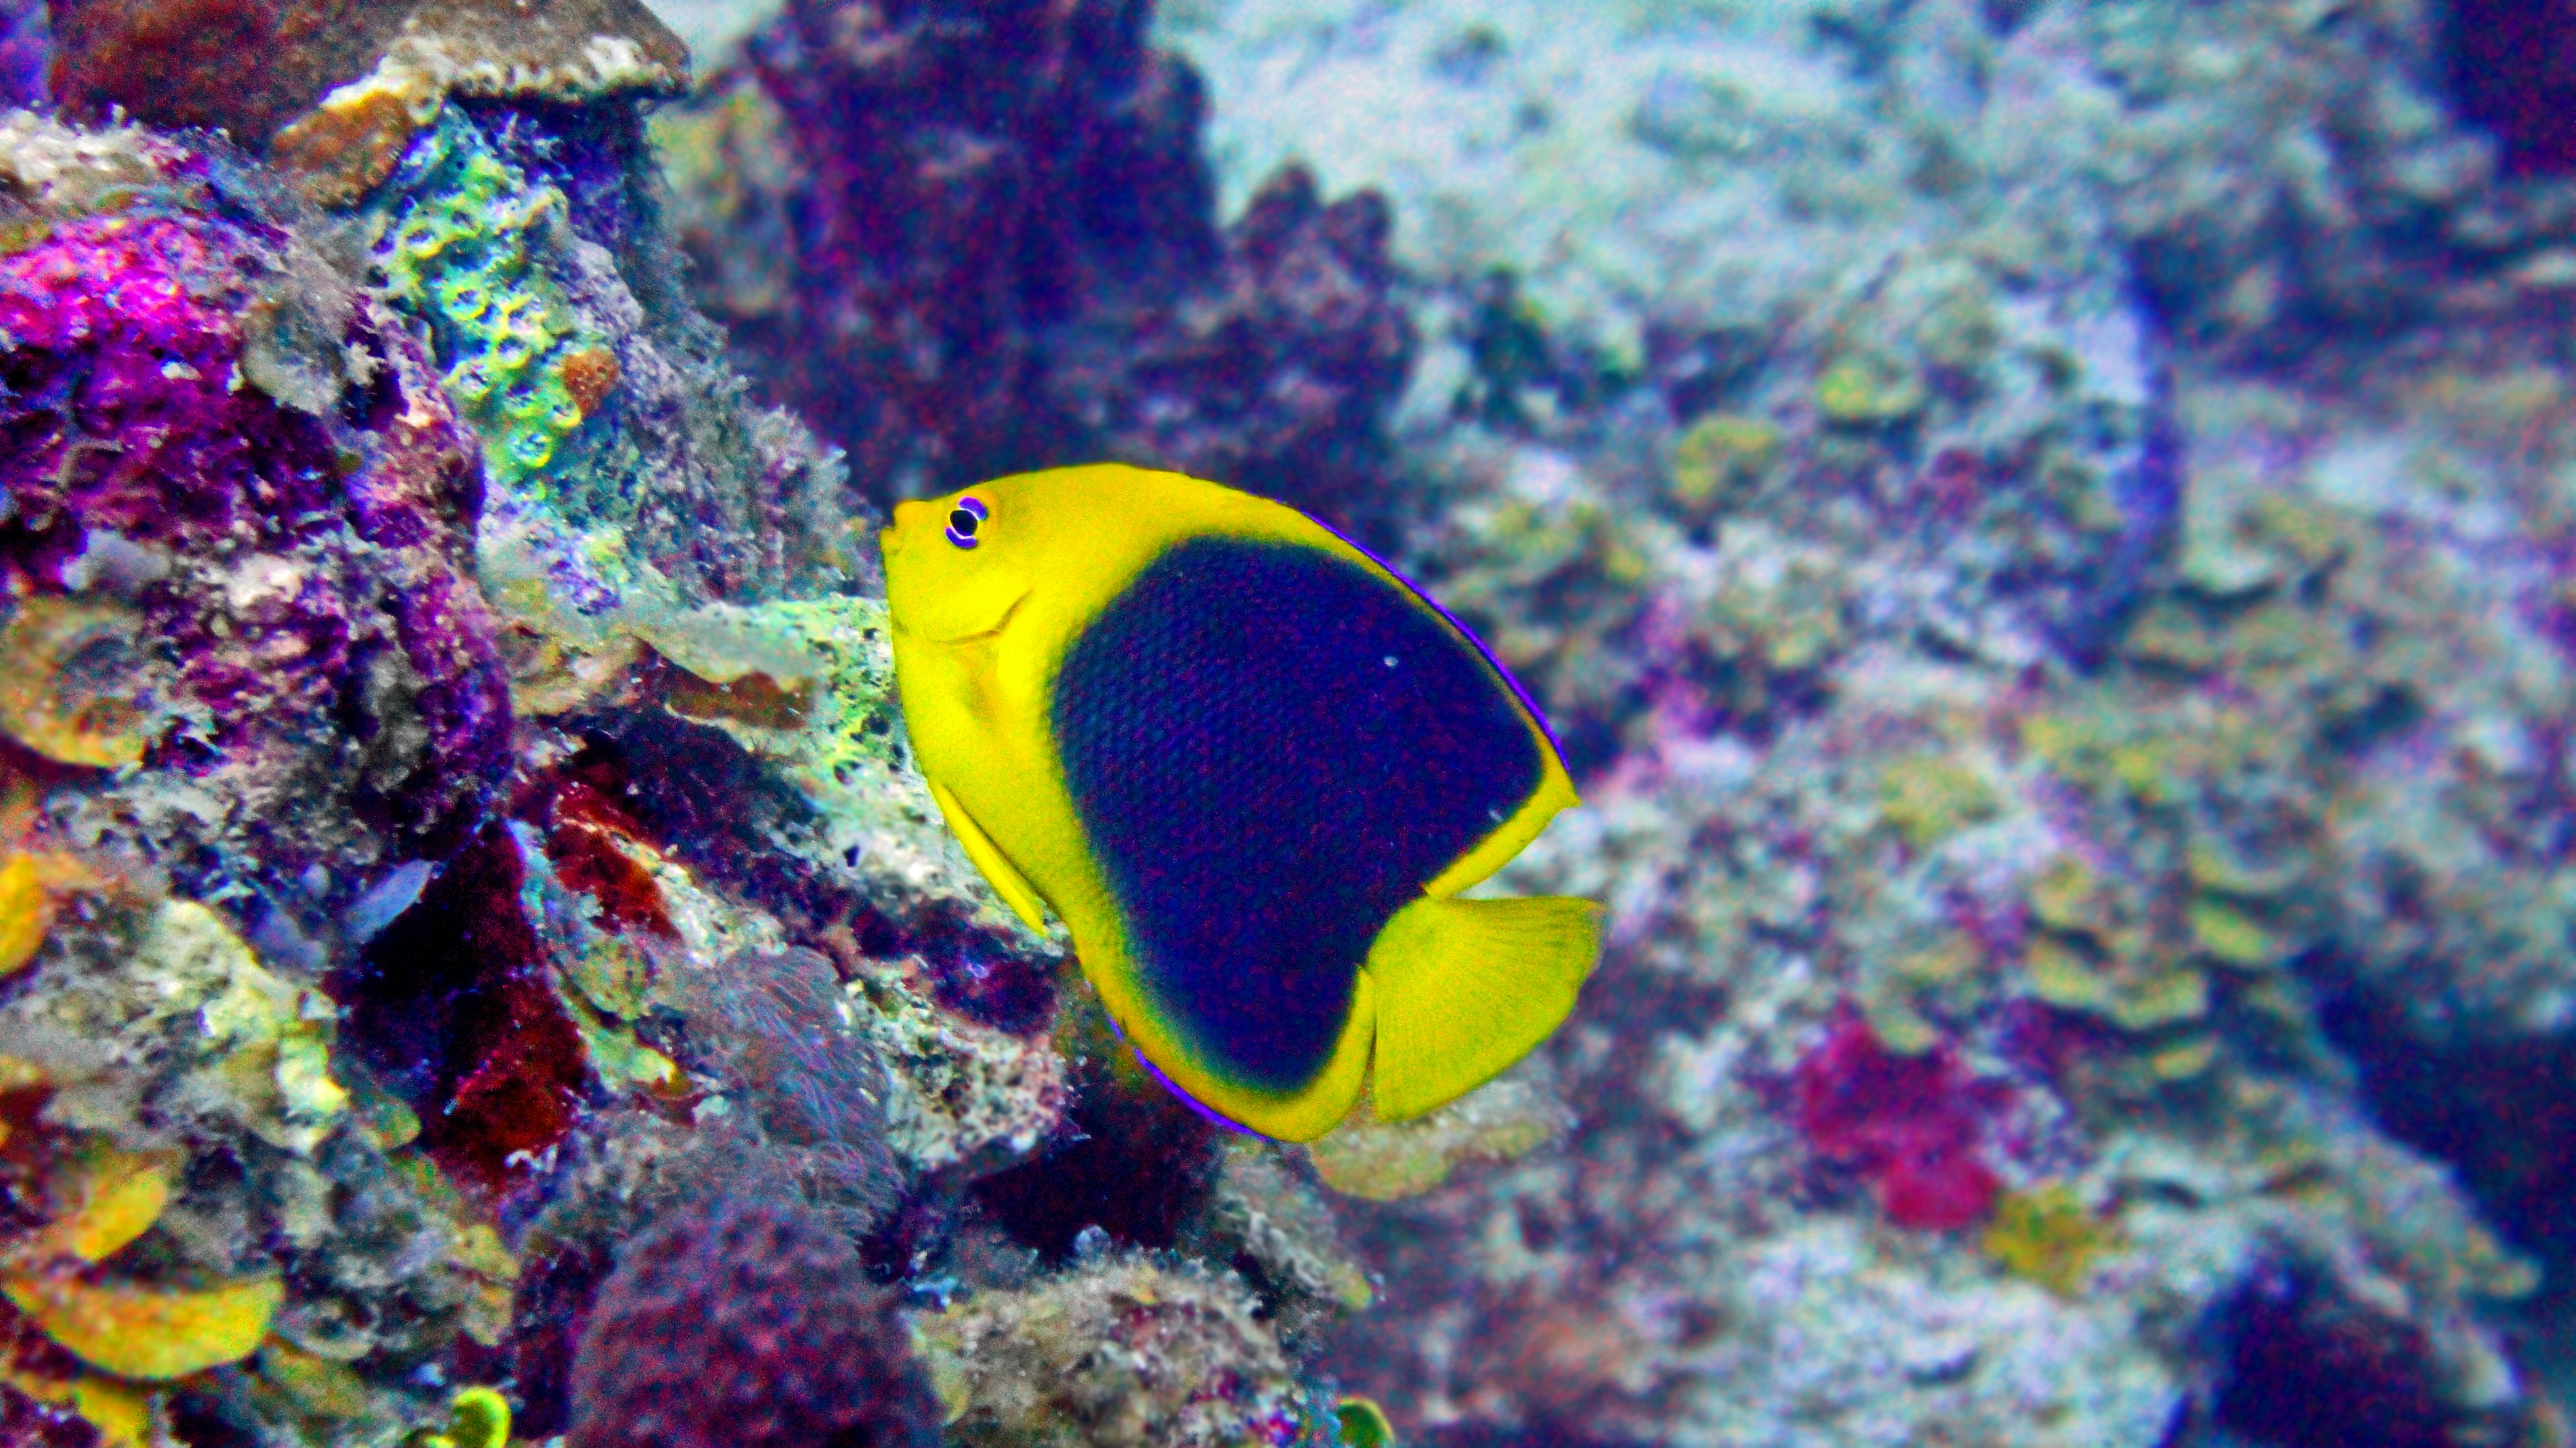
[1,0,2575,1444]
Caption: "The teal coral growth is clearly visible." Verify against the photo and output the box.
[372,111,604,497]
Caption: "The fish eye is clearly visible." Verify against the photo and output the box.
[945,495,989,550]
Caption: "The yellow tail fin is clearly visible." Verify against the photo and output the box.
[1365,895,1602,1122]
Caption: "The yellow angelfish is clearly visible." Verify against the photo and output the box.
[882,464,1601,1141]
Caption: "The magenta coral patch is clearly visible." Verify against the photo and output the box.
[1792,1002,2002,1231]
[0,211,510,851]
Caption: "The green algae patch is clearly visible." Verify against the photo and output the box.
[371,110,610,499]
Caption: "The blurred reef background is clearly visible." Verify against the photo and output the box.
[2,0,2576,1443]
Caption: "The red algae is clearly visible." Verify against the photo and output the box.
[1792,1002,2002,1231]
[334,825,591,1199]
[543,779,678,940]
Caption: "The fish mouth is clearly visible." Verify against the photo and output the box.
[911,587,1030,645]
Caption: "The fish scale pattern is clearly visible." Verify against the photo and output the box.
[1050,537,1541,1090]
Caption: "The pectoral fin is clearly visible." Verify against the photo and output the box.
[1364,894,1602,1121]
[927,781,1049,935]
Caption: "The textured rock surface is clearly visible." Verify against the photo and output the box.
[565,1196,940,1448]
[12,0,2576,1441]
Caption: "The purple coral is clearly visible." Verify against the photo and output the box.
[0,211,510,855]
[565,1196,941,1448]
[734,0,1413,529]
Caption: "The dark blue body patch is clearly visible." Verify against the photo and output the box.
[1051,536,1546,1091]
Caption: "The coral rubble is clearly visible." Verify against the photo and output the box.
[917,1252,1300,1448]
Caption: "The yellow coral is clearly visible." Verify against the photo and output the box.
[0,853,47,976]
[407,1385,513,1448]
[256,1340,385,1420]
[0,1141,283,1381]
[5,1271,283,1380]
[2026,855,2116,937]
[151,899,352,1154]
[44,1149,172,1263]
[0,596,157,768]
[0,848,108,981]
[0,1367,154,1448]
[1814,354,1926,424]
[1334,1396,1397,1448]
[1878,757,1998,850]
[1667,412,1779,514]
[1982,1182,2123,1297]
[2189,897,2283,969]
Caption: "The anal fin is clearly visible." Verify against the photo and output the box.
[927,780,1050,935]
[1364,894,1602,1122]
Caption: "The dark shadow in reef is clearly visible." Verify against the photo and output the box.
[559,716,1058,1034]
[2202,1258,2456,1448]
[2443,0,2576,178]
[968,998,1221,1259]
[329,822,591,1199]
[2312,957,2576,1270]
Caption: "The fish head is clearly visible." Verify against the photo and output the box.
[883,483,1036,644]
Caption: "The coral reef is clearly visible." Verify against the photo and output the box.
[0,120,513,879]
[12,0,2576,1441]
[0,871,514,1445]
[0,87,1061,1448]
[2445,0,2576,178]
[1186,1142,1374,1348]
[1303,1073,1567,1205]
[662,0,1414,531]
[0,0,38,109]
[373,109,616,496]
[2210,1259,2456,1448]
[564,1196,940,1448]
[1142,3,2576,1445]
[916,1252,1300,1448]
[359,100,862,615]
[1791,1004,2005,1232]
[48,0,687,205]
